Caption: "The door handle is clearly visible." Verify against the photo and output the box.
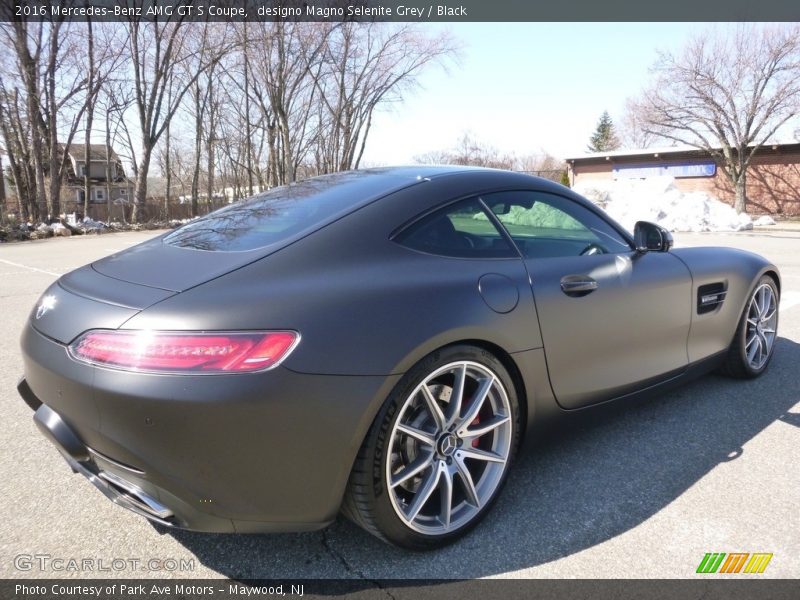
[560,276,599,296]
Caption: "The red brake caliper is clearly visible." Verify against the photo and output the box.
[471,415,480,448]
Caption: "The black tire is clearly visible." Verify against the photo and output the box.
[342,344,522,550]
[721,275,779,379]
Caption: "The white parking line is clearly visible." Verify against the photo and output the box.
[0,258,60,277]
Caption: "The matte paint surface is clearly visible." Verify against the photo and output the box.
[19,167,779,532]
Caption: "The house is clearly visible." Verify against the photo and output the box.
[59,144,133,208]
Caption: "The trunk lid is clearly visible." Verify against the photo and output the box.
[91,235,264,292]
[32,236,267,344]
[30,265,176,344]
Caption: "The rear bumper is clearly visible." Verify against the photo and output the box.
[30,402,232,531]
[35,403,175,525]
[20,323,401,533]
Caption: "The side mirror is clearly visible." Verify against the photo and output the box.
[633,221,673,253]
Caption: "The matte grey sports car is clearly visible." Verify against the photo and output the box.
[19,167,780,549]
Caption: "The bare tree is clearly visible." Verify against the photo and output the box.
[515,151,564,179]
[98,83,135,223]
[163,106,172,219]
[2,20,457,226]
[81,19,96,218]
[3,20,93,221]
[632,24,800,213]
[414,132,515,169]
[160,132,194,206]
[80,22,125,217]
[126,18,233,222]
[1,22,48,221]
[214,72,263,199]
[414,133,565,181]
[241,22,255,196]
[189,76,205,215]
[0,84,35,220]
[312,24,456,173]
[0,149,6,217]
[248,22,323,186]
[618,98,660,149]
[205,67,218,210]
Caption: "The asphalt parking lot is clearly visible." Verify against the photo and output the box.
[0,228,798,579]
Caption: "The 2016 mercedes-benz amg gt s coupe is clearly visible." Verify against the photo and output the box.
[19,167,780,549]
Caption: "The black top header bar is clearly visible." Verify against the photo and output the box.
[2,0,799,22]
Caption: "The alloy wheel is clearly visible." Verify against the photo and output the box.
[385,361,513,535]
[745,283,778,370]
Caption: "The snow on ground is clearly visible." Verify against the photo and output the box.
[753,215,777,226]
[574,176,754,233]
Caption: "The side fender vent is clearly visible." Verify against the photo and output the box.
[698,282,727,314]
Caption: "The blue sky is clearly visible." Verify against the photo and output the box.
[361,22,712,165]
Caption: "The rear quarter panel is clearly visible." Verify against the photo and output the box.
[121,174,556,454]
[123,175,546,377]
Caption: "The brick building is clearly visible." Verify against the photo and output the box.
[565,143,800,216]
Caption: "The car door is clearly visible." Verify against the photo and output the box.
[483,190,693,409]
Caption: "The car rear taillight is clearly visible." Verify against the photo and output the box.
[68,330,299,374]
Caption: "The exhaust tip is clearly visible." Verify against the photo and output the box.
[99,471,174,520]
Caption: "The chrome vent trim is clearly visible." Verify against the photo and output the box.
[697,283,727,315]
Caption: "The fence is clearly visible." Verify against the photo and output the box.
[69,199,221,223]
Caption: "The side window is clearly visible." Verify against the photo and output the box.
[395,197,516,258]
[485,191,631,259]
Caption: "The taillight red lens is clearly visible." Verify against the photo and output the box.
[68,330,299,374]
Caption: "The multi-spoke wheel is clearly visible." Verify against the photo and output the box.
[744,283,778,370]
[722,275,779,378]
[343,345,520,549]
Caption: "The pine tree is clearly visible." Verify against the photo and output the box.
[587,111,621,153]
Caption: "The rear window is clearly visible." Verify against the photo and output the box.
[164,171,407,252]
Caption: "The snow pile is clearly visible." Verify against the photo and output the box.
[52,222,72,237]
[80,217,108,234]
[753,215,776,226]
[34,224,54,239]
[574,176,753,232]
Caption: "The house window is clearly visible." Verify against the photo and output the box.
[78,164,87,176]
[119,188,128,196]
[94,189,105,202]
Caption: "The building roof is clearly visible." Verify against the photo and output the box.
[58,144,122,163]
[565,142,800,163]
